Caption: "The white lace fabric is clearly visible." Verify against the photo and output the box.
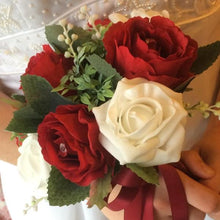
[0,0,219,76]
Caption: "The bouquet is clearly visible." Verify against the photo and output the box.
[6,6,220,220]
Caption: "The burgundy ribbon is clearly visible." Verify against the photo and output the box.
[106,164,188,220]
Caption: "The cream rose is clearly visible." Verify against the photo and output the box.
[109,8,169,24]
[93,78,187,167]
[17,134,51,197]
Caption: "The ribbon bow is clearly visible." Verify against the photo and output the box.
[106,164,188,220]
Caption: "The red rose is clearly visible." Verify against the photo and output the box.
[103,16,198,89]
[38,104,114,186]
[23,45,72,88]
[95,18,111,26]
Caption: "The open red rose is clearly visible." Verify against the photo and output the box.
[103,16,198,89]
[23,45,72,88]
[38,104,114,186]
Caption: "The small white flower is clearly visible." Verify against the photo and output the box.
[57,34,65,42]
[71,33,78,41]
[59,19,67,27]
[67,23,74,31]
[64,51,71,58]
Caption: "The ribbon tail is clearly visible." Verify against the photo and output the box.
[123,185,155,220]
[142,184,155,220]
[159,164,189,220]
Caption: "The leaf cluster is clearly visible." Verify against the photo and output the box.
[48,167,90,206]
[6,75,72,133]
[46,23,120,110]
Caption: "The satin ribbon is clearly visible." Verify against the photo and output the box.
[106,164,188,220]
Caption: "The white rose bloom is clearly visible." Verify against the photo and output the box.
[109,8,169,23]
[108,13,128,23]
[93,78,187,167]
[130,9,162,19]
[17,134,51,198]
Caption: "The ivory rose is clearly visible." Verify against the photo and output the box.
[93,78,187,167]
[17,134,51,197]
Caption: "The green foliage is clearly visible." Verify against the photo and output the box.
[6,106,43,133]
[174,76,194,93]
[184,100,220,119]
[11,94,26,103]
[46,23,118,110]
[21,75,72,116]
[48,167,89,206]
[126,164,159,185]
[10,132,27,146]
[87,54,122,88]
[45,24,101,55]
[45,25,68,53]
[54,54,121,110]
[6,75,72,133]
[87,171,112,209]
[191,41,220,74]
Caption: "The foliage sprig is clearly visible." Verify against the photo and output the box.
[185,101,220,119]
[49,19,118,109]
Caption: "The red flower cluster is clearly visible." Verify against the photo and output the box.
[38,104,114,186]
[103,16,198,89]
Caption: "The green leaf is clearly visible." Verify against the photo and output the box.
[87,171,112,209]
[85,64,96,76]
[97,93,105,102]
[74,77,85,85]
[21,75,72,116]
[87,54,122,88]
[11,94,26,103]
[83,74,91,83]
[45,25,68,53]
[48,167,89,206]
[102,89,114,98]
[77,46,86,60]
[80,94,91,105]
[51,84,65,93]
[174,76,194,93]
[6,105,43,133]
[126,164,159,185]
[191,41,220,74]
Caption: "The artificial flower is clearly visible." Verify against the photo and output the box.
[23,45,73,88]
[93,78,187,166]
[38,104,114,186]
[17,134,51,198]
[103,16,198,89]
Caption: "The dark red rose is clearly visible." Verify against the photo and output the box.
[38,104,114,186]
[23,45,72,88]
[95,18,111,26]
[103,16,198,89]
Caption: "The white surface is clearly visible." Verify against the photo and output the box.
[0,160,107,220]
